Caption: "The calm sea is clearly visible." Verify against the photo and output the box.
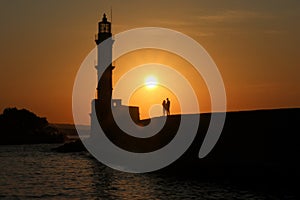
[0,144,294,199]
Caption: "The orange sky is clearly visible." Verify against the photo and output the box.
[112,49,210,120]
[0,0,299,124]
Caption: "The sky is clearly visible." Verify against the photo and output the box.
[0,0,299,124]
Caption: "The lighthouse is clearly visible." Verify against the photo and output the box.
[91,13,140,138]
[95,13,114,108]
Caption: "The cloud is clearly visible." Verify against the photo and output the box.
[114,10,280,38]
[194,10,275,23]
[262,30,287,35]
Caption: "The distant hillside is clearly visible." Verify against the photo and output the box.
[51,124,90,141]
[0,107,64,145]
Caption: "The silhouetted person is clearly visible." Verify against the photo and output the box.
[162,100,166,116]
[166,98,170,115]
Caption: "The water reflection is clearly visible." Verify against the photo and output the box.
[92,166,160,199]
[0,144,287,199]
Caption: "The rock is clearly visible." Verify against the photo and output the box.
[52,139,86,152]
[0,107,65,145]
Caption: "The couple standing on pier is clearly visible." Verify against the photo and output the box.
[162,98,170,116]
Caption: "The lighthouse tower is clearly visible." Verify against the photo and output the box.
[90,13,115,136]
[90,13,140,138]
[95,13,115,107]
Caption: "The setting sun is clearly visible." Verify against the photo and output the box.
[145,76,158,89]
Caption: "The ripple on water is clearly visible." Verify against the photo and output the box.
[0,144,291,199]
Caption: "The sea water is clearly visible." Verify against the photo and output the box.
[0,144,291,199]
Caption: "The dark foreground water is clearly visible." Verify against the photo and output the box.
[0,144,296,199]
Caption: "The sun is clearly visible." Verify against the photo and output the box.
[144,76,158,89]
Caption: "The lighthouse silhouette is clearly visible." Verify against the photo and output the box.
[91,13,140,138]
[95,13,114,107]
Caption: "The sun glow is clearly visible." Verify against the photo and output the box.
[145,76,158,89]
